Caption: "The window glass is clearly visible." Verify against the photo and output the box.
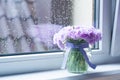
[0,0,95,55]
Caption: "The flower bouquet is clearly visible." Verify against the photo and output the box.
[53,25,102,73]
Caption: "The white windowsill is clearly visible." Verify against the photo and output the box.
[1,64,120,80]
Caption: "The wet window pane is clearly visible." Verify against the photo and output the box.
[0,0,94,54]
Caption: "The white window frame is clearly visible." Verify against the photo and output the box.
[90,0,120,64]
[0,0,120,76]
[111,0,120,56]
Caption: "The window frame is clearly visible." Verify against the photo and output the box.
[111,0,120,56]
[90,0,120,64]
[0,0,120,76]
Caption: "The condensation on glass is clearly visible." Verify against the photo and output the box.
[0,0,94,54]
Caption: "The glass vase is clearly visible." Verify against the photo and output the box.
[66,47,89,73]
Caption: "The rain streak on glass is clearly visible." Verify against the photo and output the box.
[0,0,94,54]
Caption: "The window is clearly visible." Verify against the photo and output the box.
[0,0,94,55]
[0,0,120,76]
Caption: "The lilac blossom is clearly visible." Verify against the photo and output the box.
[53,25,102,50]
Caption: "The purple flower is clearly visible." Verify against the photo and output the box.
[53,25,102,50]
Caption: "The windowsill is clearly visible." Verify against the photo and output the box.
[1,64,120,80]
